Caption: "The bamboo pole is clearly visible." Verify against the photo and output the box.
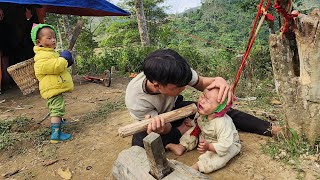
[118,104,198,138]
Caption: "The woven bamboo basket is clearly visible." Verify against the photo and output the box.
[7,58,38,95]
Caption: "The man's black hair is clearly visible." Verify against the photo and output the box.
[143,49,192,87]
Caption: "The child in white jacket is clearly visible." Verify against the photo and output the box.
[166,88,241,173]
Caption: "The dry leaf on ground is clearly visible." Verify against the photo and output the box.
[57,167,72,180]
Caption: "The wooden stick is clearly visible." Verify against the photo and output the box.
[42,159,59,166]
[2,168,23,178]
[118,104,197,138]
[67,19,84,51]
[37,112,50,124]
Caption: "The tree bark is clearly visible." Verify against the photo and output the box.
[135,0,151,47]
[56,25,64,49]
[269,8,320,143]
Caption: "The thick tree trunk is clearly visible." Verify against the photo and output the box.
[269,9,320,143]
[134,0,150,47]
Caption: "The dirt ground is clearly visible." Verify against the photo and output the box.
[0,75,319,180]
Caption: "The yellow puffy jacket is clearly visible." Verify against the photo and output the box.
[33,46,74,99]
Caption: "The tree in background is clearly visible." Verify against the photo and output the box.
[98,0,173,48]
[88,0,177,73]
[134,0,150,46]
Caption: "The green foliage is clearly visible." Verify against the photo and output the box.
[0,120,11,135]
[167,45,213,75]
[42,0,278,86]
[293,0,319,13]
[77,44,217,76]
[99,18,140,47]
[170,0,273,83]
[180,87,200,102]
[98,0,174,48]
[77,46,157,74]
[46,0,275,86]
[76,26,99,60]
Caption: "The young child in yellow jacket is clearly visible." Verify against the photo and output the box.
[31,23,74,143]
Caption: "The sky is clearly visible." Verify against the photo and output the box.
[109,0,202,14]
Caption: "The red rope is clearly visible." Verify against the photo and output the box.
[265,0,271,12]
[233,0,301,93]
[190,0,277,139]
[233,0,272,93]
[191,0,301,139]
[246,0,264,49]
[273,0,299,33]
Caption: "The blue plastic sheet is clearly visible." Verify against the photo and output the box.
[0,0,129,16]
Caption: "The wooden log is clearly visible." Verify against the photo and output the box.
[112,146,211,180]
[118,104,197,138]
[143,132,172,179]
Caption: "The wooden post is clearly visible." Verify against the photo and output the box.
[269,8,320,143]
[143,132,172,179]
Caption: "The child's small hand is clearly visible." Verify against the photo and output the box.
[197,138,209,154]
[60,50,73,67]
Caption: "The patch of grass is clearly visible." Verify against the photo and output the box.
[262,129,320,179]
[38,144,59,159]
[0,116,33,150]
[0,116,50,151]
[0,121,12,134]
[32,128,51,146]
[82,96,126,122]
[13,116,32,132]
[0,133,16,150]
[262,128,319,164]
[236,78,280,109]
[60,97,126,134]
[0,116,31,134]
[0,97,126,151]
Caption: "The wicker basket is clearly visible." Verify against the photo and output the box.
[7,58,39,95]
